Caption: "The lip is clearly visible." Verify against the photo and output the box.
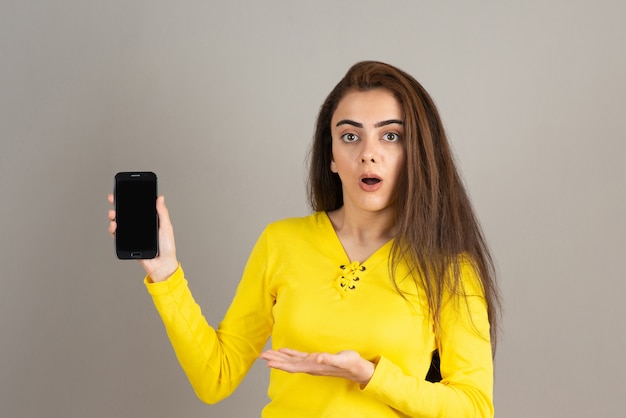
[359,174,383,192]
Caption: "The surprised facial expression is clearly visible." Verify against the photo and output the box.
[330,88,406,215]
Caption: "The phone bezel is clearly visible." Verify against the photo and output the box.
[114,171,158,259]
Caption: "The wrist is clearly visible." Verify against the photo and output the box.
[357,359,375,386]
[148,260,179,283]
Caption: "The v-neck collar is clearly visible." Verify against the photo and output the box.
[318,211,394,268]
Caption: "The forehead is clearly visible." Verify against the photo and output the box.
[331,88,403,124]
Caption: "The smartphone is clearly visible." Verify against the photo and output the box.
[114,172,158,259]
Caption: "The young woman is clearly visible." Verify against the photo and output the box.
[108,61,501,417]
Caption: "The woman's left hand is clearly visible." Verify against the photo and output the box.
[259,348,375,386]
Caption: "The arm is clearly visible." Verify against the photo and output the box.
[146,228,275,404]
[362,261,494,417]
[109,194,274,403]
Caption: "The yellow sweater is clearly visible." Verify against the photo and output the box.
[146,212,494,417]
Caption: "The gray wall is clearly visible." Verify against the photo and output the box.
[1,1,625,417]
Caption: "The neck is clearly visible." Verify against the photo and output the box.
[327,205,397,244]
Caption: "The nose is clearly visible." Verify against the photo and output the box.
[360,138,378,164]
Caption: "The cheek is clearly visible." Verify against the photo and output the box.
[391,149,407,176]
[330,144,351,173]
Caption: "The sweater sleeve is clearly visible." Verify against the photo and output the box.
[145,230,274,404]
[361,260,494,417]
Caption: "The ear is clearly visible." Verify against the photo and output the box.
[330,156,337,173]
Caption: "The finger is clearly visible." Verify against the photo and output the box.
[108,209,116,221]
[259,350,276,361]
[259,350,281,361]
[107,193,114,205]
[314,351,353,368]
[314,353,343,368]
[260,350,295,362]
[108,220,117,237]
[278,348,308,358]
[156,195,173,230]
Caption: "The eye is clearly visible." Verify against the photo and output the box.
[340,133,359,143]
[383,132,401,142]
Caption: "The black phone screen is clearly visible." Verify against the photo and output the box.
[114,172,158,259]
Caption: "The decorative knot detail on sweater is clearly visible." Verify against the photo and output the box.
[336,261,366,296]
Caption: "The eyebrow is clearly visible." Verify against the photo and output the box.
[335,119,404,128]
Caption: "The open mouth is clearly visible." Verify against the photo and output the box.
[361,177,381,186]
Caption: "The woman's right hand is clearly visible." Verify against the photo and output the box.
[108,194,179,282]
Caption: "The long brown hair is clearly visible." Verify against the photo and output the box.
[308,61,501,349]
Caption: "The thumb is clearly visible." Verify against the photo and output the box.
[156,195,173,230]
[315,353,335,366]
